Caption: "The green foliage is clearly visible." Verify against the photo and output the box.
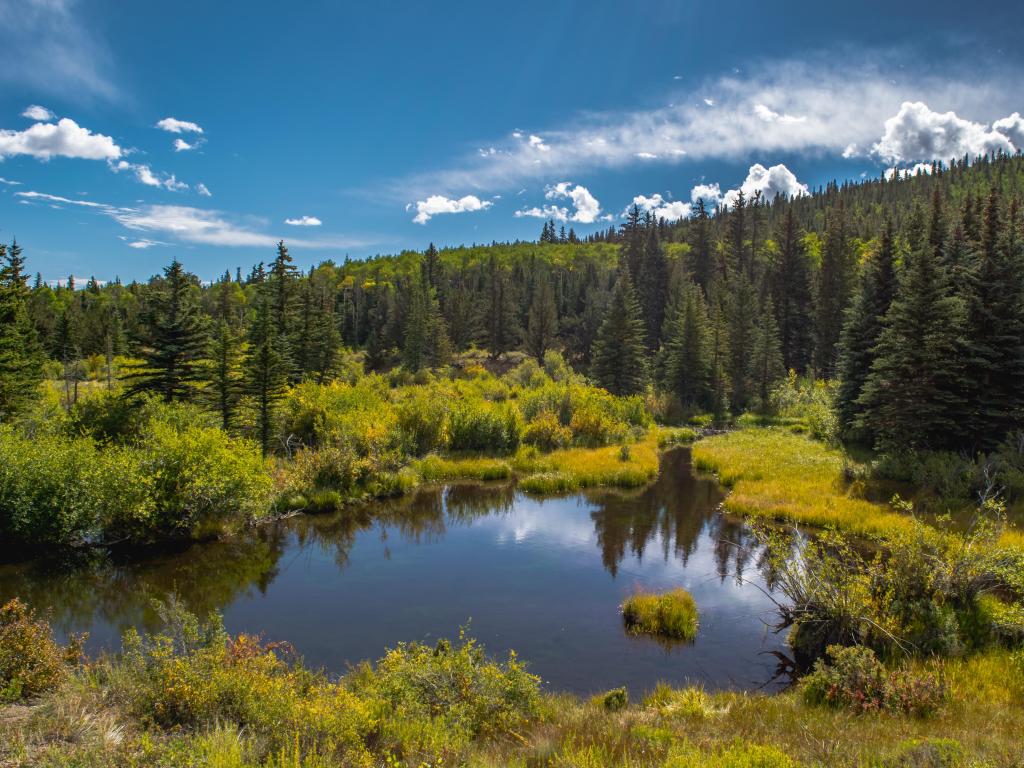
[665,742,798,768]
[591,269,648,396]
[598,686,628,712]
[801,645,946,717]
[0,598,78,702]
[621,588,699,641]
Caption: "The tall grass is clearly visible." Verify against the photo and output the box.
[621,588,699,642]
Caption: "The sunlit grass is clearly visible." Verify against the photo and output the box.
[514,436,660,494]
[413,454,513,482]
[622,588,699,641]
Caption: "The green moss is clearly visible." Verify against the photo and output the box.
[621,588,699,642]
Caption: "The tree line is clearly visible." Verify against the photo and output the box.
[1,151,1023,456]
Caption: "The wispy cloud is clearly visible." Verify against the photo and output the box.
[17,189,368,250]
[21,104,55,121]
[109,160,188,192]
[285,215,322,226]
[156,117,204,134]
[0,0,117,100]
[0,177,21,186]
[391,52,1024,197]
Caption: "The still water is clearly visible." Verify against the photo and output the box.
[0,448,790,696]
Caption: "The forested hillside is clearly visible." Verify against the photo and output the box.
[4,151,1023,458]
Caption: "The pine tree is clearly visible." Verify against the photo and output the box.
[525,269,558,362]
[590,268,648,396]
[835,222,896,435]
[268,240,298,377]
[814,205,855,375]
[483,256,520,358]
[638,223,669,350]
[124,259,208,402]
[959,191,1024,447]
[770,207,814,371]
[205,276,245,430]
[0,240,44,418]
[727,271,757,411]
[689,199,714,293]
[748,294,785,412]
[246,265,288,456]
[705,281,731,419]
[857,201,969,451]
[663,279,712,409]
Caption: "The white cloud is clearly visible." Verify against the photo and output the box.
[754,103,806,124]
[625,193,691,221]
[528,134,550,152]
[690,182,722,208]
[0,176,20,186]
[118,235,169,249]
[110,160,188,192]
[516,182,606,224]
[16,190,106,208]
[22,104,55,121]
[0,118,121,161]
[721,163,808,209]
[0,1,116,100]
[993,112,1024,151]
[408,194,492,224]
[156,117,203,134]
[883,162,933,181]
[173,138,196,152]
[196,183,211,197]
[703,98,715,106]
[285,215,322,227]
[872,101,1013,164]
[842,143,859,158]
[635,152,658,159]
[391,54,1023,198]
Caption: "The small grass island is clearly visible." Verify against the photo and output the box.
[622,587,699,642]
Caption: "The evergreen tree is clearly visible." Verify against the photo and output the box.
[0,241,44,418]
[814,205,855,375]
[268,240,298,377]
[705,282,731,419]
[638,223,669,350]
[689,199,714,293]
[748,294,785,412]
[124,259,207,402]
[525,269,558,362]
[246,265,288,456]
[590,268,648,396]
[663,279,712,409]
[205,276,245,430]
[726,271,757,411]
[770,207,814,371]
[857,202,969,451]
[835,222,896,435]
[483,256,520,358]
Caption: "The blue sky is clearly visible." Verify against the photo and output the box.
[1,0,1023,282]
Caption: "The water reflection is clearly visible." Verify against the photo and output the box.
[0,448,791,694]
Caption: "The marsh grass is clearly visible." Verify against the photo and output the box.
[622,588,699,642]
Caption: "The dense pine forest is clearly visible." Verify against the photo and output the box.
[4,151,1024,454]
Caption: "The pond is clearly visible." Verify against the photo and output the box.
[0,448,791,696]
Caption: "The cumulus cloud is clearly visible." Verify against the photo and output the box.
[515,182,606,223]
[390,54,1024,198]
[408,194,492,224]
[22,104,55,121]
[993,112,1024,151]
[872,101,1014,163]
[156,117,203,134]
[625,193,691,221]
[285,215,322,226]
[884,162,933,181]
[722,163,808,209]
[690,182,723,208]
[0,117,121,161]
[110,160,188,191]
[196,183,211,197]
[173,138,197,152]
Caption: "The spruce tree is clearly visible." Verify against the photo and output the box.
[689,199,714,293]
[638,223,668,350]
[124,259,207,402]
[590,268,648,396]
[705,281,731,420]
[525,270,558,362]
[268,240,298,378]
[663,280,712,409]
[246,266,288,456]
[726,271,757,411]
[857,201,969,451]
[814,205,855,375]
[835,222,896,435]
[205,277,245,430]
[483,256,520,358]
[770,207,814,372]
[0,241,44,418]
[748,293,785,412]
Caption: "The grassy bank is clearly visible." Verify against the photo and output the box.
[2,603,1022,767]
[692,427,1024,549]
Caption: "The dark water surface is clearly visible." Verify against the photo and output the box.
[0,448,790,695]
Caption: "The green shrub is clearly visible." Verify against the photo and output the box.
[522,411,573,450]
[448,399,521,453]
[396,391,449,455]
[801,645,946,717]
[0,599,79,702]
[621,588,699,642]
[598,686,628,711]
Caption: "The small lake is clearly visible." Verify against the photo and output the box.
[0,448,790,696]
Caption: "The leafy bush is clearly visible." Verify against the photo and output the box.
[622,588,699,641]
[0,599,79,702]
[448,399,521,453]
[396,390,449,455]
[770,371,838,444]
[598,686,628,711]
[522,411,573,450]
[801,645,946,717]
